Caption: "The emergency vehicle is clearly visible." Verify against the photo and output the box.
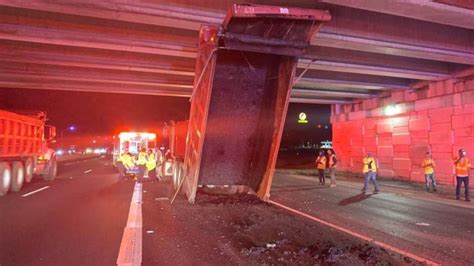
[113,132,157,174]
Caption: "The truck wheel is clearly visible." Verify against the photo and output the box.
[43,158,57,181]
[11,161,25,192]
[0,162,12,196]
[24,158,34,183]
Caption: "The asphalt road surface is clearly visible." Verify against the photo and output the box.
[1,157,473,265]
[0,156,134,266]
[270,173,474,265]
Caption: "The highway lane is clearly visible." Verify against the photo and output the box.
[270,172,474,265]
[0,156,134,266]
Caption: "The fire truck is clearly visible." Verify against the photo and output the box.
[113,132,157,174]
[0,110,57,196]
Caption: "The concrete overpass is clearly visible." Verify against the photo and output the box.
[0,0,472,104]
[1,1,473,190]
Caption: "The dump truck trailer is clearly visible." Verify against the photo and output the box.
[0,110,57,196]
[160,120,188,188]
[181,4,331,202]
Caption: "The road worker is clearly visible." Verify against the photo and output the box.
[136,148,148,183]
[315,150,327,185]
[121,152,135,179]
[116,150,127,181]
[362,152,379,194]
[146,149,158,181]
[327,149,337,187]
[422,152,437,192]
[454,149,471,202]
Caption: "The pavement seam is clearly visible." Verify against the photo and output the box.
[269,200,440,266]
[117,182,143,266]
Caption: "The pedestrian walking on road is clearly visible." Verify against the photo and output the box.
[422,152,437,192]
[136,148,148,183]
[362,152,379,194]
[327,149,337,187]
[315,150,327,185]
[454,149,471,202]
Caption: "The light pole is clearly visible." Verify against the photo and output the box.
[61,125,76,151]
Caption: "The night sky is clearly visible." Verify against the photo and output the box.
[1,88,331,147]
[0,88,190,135]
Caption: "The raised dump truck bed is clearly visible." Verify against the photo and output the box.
[182,4,331,202]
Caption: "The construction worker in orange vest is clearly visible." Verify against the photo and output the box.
[315,150,327,185]
[327,149,337,187]
[454,149,471,202]
[422,151,437,192]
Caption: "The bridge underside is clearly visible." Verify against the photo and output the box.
[1,1,473,190]
[0,1,472,104]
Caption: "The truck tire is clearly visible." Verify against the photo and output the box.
[11,161,25,192]
[24,158,34,183]
[0,162,12,196]
[43,157,57,181]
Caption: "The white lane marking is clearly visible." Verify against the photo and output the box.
[83,169,92,174]
[155,197,169,201]
[269,200,439,266]
[117,182,142,266]
[22,186,50,197]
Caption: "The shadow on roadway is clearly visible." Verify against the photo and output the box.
[338,193,371,206]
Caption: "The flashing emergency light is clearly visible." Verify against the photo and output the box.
[118,132,156,140]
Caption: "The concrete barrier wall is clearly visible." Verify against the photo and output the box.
[331,78,474,186]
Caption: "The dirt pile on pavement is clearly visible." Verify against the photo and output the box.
[182,191,419,265]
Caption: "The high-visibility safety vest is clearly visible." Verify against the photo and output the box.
[454,157,471,177]
[121,154,135,169]
[363,156,377,173]
[146,153,157,171]
[137,152,148,165]
[328,154,337,168]
[422,158,436,175]
[316,155,327,170]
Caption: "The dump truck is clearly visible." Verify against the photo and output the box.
[181,4,331,202]
[160,120,188,189]
[0,110,57,196]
